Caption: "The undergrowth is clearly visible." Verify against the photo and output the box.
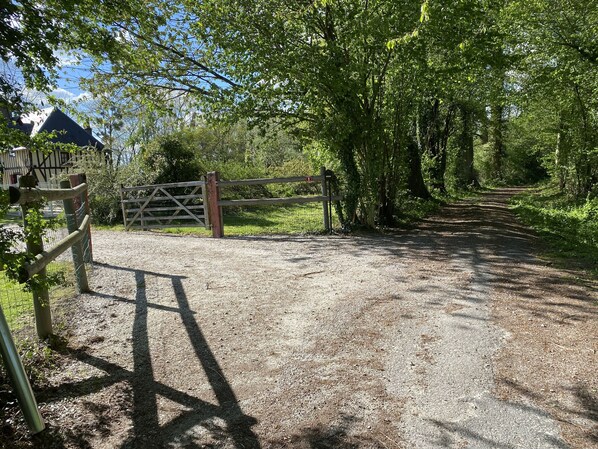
[510,184,598,274]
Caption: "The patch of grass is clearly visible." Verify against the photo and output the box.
[1,262,76,331]
[510,184,598,274]
[393,196,442,227]
[98,203,337,236]
[0,272,33,329]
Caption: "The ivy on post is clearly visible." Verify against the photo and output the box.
[19,176,53,339]
[60,180,89,293]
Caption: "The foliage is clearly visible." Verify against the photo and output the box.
[510,185,598,271]
[4,0,594,231]
[502,0,598,197]
[141,135,204,184]
[0,336,57,397]
[70,152,154,225]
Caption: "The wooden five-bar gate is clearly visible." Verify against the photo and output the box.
[120,180,208,231]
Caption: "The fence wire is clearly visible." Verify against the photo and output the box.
[1,198,92,338]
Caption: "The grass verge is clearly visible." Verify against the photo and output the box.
[509,184,598,274]
[97,203,340,236]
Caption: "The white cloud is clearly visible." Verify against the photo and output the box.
[23,87,94,110]
[54,50,83,68]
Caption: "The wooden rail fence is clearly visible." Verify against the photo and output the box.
[8,174,92,338]
[121,167,342,237]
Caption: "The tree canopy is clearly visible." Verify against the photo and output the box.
[3,0,597,225]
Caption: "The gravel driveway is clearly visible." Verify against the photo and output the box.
[9,188,597,449]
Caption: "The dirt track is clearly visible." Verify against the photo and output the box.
[6,188,597,449]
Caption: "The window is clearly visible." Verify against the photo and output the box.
[60,152,71,165]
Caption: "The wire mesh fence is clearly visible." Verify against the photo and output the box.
[1,193,92,339]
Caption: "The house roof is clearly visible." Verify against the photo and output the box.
[16,107,104,150]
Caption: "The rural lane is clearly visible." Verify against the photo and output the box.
[31,188,596,449]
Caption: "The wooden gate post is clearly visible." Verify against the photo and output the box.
[69,173,93,262]
[320,166,330,232]
[61,181,89,293]
[206,171,223,238]
[19,176,53,338]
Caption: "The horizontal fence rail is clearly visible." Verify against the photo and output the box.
[218,175,324,187]
[207,166,340,237]
[217,195,343,207]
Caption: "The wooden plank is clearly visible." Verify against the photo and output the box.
[158,187,205,225]
[9,183,87,205]
[126,205,205,214]
[121,194,203,203]
[120,180,205,192]
[165,185,201,225]
[218,195,343,207]
[26,215,90,277]
[127,223,207,229]
[128,214,206,222]
[218,175,324,187]
[126,187,159,231]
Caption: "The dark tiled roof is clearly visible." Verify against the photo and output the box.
[16,107,104,150]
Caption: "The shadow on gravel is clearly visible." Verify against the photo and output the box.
[34,262,260,449]
[265,415,390,448]
[427,417,570,449]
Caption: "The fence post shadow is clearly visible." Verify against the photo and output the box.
[104,265,260,448]
[29,262,260,448]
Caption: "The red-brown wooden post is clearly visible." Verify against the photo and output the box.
[206,171,223,238]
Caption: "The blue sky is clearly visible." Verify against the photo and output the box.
[19,51,94,110]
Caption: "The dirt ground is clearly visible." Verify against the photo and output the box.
[1,188,597,448]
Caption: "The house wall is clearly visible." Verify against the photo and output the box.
[29,149,73,183]
[1,149,30,185]
[1,149,87,186]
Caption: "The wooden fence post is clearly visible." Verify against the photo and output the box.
[69,173,93,262]
[19,176,53,338]
[206,171,223,238]
[60,181,89,293]
[320,166,330,232]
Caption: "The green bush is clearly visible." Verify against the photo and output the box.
[71,153,155,225]
[510,185,598,268]
[142,136,204,184]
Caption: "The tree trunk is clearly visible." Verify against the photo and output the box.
[555,113,567,191]
[456,104,477,188]
[420,99,452,193]
[337,138,361,224]
[407,136,431,199]
[489,104,504,181]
